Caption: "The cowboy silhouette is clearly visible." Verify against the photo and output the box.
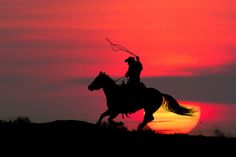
[124,56,143,87]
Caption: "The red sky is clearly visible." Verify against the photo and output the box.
[0,0,235,136]
[1,0,235,77]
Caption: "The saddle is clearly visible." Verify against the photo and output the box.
[119,81,146,92]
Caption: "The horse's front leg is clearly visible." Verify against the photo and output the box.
[96,109,110,125]
[108,112,124,126]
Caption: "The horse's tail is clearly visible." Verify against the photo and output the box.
[162,93,195,116]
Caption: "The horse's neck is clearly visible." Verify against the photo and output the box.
[103,87,110,99]
[102,83,116,100]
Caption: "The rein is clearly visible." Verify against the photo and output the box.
[115,76,126,82]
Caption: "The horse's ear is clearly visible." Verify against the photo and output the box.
[99,71,103,74]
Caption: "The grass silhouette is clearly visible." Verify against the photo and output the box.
[0,116,31,126]
[0,117,235,153]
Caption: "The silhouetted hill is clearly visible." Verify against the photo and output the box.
[0,120,235,154]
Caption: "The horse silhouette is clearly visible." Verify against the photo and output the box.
[88,71,195,130]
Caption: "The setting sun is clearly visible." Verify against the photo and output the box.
[147,102,201,134]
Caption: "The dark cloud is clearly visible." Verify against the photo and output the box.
[0,27,107,67]
[66,77,93,86]
[0,56,95,67]
[75,64,236,104]
[143,72,236,104]
[0,28,100,50]
[0,74,37,84]
[73,61,236,105]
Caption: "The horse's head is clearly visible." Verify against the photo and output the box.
[88,71,114,91]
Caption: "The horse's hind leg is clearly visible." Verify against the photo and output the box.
[138,96,162,130]
[96,109,110,125]
[138,113,154,130]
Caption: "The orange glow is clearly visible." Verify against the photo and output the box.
[147,102,200,134]
[1,0,235,77]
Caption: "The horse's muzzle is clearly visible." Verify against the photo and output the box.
[88,85,93,91]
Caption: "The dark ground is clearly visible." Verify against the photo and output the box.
[0,119,235,155]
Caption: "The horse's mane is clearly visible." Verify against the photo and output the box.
[102,73,116,85]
